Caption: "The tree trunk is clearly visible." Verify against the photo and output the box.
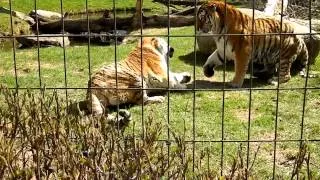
[132,0,143,29]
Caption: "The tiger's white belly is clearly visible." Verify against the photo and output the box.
[215,37,236,61]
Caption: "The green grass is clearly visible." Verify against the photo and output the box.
[1,25,320,178]
[1,1,319,178]
[0,0,167,14]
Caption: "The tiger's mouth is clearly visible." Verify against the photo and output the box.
[201,26,211,33]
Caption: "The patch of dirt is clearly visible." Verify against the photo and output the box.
[249,141,300,171]
[72,68,86,77]
[249,132,303,169]
[310,97,320,107]
[257,132,274,141]
[8,61,61,77]
[233,108,261,122]
[0,67,5,76]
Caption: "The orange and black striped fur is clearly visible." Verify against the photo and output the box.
[198,0,308,87]
[87,37,191,118]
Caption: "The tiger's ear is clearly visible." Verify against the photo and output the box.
[150,37,159,48]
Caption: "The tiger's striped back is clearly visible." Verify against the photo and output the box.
[198,0,308,87]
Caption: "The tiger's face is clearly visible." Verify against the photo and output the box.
[197,4,221,34]
[140,37,174,59]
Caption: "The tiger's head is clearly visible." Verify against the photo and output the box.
[197,1,228,34]
[139,37,174,59]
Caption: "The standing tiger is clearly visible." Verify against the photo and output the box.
[87,37,191,121]
[197,0,309,87]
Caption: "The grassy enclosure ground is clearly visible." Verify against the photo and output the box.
[1,0,320,179]
[1,25,320,178]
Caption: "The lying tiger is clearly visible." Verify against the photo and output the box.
[87,37,191,121]
[197,0,309,87]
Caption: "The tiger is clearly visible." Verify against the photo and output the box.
[197,0,309,87]
[86,37,191,121]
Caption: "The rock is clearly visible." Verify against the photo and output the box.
[16,35,70,48]
[197,8,320,65]
[263,0,288,16]
[29,9,62,22]
[0,6,35,25]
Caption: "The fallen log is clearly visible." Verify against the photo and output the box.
[34,17,134,34]
[64,7,152,17]
[143,15,194,28]
[29,9,62,23]
[153,0,205,6]
[35,14,194,34]
[172,6,199,16]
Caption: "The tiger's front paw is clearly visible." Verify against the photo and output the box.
[203,64,215,77]
[144,95,165,104]
[227,78,244,88]
[227,81,242,88]
[267,78,279,86]
[180,72,191,84]
[108,109,132,128]
[268,75,291,86]
[118,109,132,122]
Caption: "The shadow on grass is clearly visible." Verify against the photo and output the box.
[178,50,235,72]
[178,50,209,67]
[68,100,139,116]
[187,78,267,89]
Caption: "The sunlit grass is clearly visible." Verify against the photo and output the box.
[1,25,320,178]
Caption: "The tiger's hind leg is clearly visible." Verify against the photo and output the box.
[107,110,132,128]
[87,93,132,127]
[268,57,294,86]
[87,93,105,116]
[137,79,165,104]
[296,39,309,78]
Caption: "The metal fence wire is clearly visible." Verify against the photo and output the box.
[1,0,320,179]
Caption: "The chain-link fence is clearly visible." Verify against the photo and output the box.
[0,0,319,179]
